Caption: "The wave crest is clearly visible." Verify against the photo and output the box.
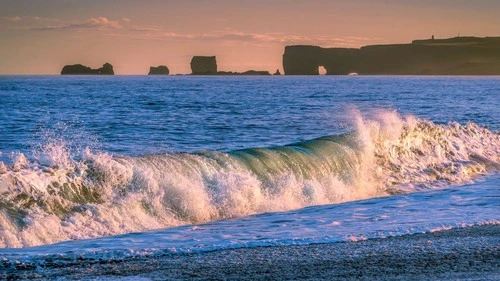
[0,110,498,247]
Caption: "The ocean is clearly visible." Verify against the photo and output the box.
[0,76,499,275]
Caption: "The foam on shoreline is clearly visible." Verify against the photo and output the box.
[2,225,498,280]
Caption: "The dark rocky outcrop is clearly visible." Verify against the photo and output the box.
[190,56,271,75]
[217,70,271,75]
[99,63,114,75]
[240,70,271,75]
[191,56,217,75]
[148,65,170,75]
[283,37,500,75]
[61,63,114,75]
[273,69,281,75]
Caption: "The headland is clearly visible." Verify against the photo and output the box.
[283,36,500,75]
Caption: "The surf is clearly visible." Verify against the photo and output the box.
[0,110,498,248]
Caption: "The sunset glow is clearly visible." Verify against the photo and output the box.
[1,0,499,74]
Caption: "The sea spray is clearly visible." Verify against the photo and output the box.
[0,111,498,248]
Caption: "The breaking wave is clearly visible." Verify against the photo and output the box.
[0,110,498,248]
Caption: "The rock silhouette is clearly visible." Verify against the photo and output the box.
[190,56,270,75]
[239,70,271,75]
[61,63,114,75]
[149,65,170,75]
[191,56,217,75]
[283,37,500,75]
[273,69,281,75]
[217,70,271,75]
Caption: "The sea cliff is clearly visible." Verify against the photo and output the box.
[283,37,500,75]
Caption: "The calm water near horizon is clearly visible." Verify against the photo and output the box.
[1,75,499,159]
[0,76,498,272]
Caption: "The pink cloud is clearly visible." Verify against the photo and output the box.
[88,17,121,28]
[20,16,380,48]
[1,16,60,22]
[2,16,22,22]
[115,27,380,48]
[32,17,122,31]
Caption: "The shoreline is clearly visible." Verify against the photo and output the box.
[3,225,499,280]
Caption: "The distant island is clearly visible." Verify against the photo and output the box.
[283,36,500,75]
[149,65,170,75]
[61,63,114,75]
[190,56,271,75]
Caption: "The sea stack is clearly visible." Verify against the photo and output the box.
[149,65,170,75]
[61,63,114,75]
[191,56,217,75]
[273,69,281,75]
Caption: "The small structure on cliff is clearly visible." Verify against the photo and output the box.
[148,65,170,75]
[191,56,217,75]
[61,63,114,75]
[282,36,500,75]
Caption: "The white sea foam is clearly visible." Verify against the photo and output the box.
[0,175,498,270]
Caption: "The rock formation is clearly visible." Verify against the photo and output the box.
[61,63,114,75]
[191,56,217,75]
[99,63,114,75]
[217,70,271,75]
[190,56,271,75]
[240,70,271,75]
[283,37,500,75]
[148,65,170,75]
[273,69,281,75]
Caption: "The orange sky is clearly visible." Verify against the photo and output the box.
[1,0,499,74]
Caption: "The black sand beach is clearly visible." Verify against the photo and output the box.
[3,225,499,280]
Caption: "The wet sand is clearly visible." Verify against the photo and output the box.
[3,225,499,280]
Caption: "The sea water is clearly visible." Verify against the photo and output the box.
[0,76,498,269]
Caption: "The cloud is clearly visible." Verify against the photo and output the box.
[278,35,381,47]
[2,16,22,22]
[1,16,60,23]
[88,17,121,28]
[128,27,161,32]
[32,17,122,31]
[11,15,379,47]
[116,27,379,47]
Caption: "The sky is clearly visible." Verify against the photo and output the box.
[0,0,499,74]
